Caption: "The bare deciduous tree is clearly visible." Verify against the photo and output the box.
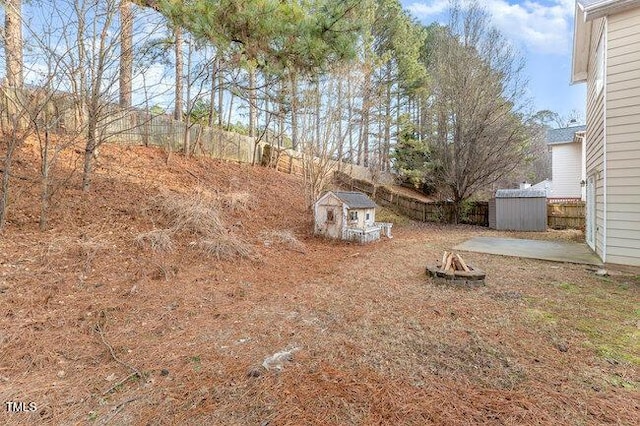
[299,72,351,208]
[3,0,23,88]
[427,1,532,221]
[119,0,133,108]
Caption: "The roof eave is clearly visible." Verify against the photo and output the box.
[573,131,587,143]
[582,0,640,21]
[571,3,591,85]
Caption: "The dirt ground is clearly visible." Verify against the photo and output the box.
[0,143,638,425]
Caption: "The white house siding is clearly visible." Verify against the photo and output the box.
[551,143,583,198]
[605,8,640,266]
[585,17,606,259]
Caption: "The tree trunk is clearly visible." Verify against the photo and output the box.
[174,26,183,121]
[248,68,256,137]
[5,0,23,89]
[183,41,192,156]
[336,78,343,170]
[119,1,133,109]
[361,107,369,168]
[360,67,371,167]
[217,62,224,128]
[290,72,298,151]
[347,78,353,164]
[278,78,285,149]
[227,90,234,129]
[82,110,97,191]
[82,2,114,192]
[315,78,321,151]
[0,142,16,231]
[39,132,51,231]
[208,56,218,127]
[4,0,23,129]
[383,79,391,172]
[74,0,88,131]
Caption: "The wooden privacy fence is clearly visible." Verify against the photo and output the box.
[547,202,585,230]
[261,144,304,176]
[261,144,395,184]
[105,112,260,164]
[0,87,260,164]
[334,171,489,226]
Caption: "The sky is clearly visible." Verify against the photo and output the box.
[402,0,587,121]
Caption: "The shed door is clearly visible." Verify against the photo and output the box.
[585,175,596,249]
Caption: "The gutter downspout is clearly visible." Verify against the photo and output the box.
[602,18,608,264]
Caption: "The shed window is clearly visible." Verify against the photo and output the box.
[349,211,358,221]
[326,209,335,223]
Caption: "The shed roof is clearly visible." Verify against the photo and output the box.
[496,189,547,198]
[333,191,377,209]
[546,125,586,145]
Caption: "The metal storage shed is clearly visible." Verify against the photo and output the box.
[489,189,547,231]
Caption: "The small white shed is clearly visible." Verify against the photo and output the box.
[314,191,392,243]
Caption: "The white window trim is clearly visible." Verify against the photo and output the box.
[595,32,604,96]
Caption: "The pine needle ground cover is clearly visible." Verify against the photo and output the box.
[0,143,638,425]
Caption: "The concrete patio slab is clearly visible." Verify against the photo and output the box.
[454,237,602,266]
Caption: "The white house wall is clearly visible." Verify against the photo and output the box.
[585,17,607,260]
[606,7,640,265]
[551,143,583,199]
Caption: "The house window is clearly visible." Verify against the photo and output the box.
[366,213,370,221]
[349,211,358,221]
[326,209,335,223]
[595,33,604,95]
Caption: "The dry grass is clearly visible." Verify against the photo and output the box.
[221,191,252,212]
[148,188,255,260]
[191,233,254,260]
[135,229,174,252]
[155,188,224,236]
[260,229,307,253]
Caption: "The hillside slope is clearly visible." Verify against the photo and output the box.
[0,142,373,423]
[1,141,637,425]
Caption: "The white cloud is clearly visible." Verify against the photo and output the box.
[407,0,449,17]
[407,0,575,55]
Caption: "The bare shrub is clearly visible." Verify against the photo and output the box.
[148,189,257,260]
[191,233,253,260]
[135,229,174,252]
[156,189,224,235]
[220,191,252,212]
[260,229,306,253]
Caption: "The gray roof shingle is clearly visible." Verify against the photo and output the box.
[333,191,377,209]
[546,125,586,145]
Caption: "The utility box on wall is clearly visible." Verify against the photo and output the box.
[489,189,547,232]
